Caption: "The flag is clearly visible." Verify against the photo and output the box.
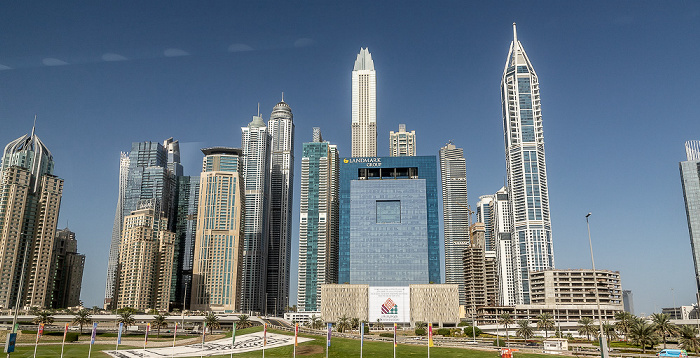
[173,322,178,339]
[327,323,332,347]
[294,323,298,347]
[360,322,364,349]
[36,323,44,343]
[264,323,267,347]
[232,322,236,346]
[393,323,397,347]
[90,322,98,345]
[428,324,434,347]
[63,323,69,342]
[202,322,207,344]
[145,322,150,345]
[117,322,123,344]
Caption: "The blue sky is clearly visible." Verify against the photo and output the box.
[1,1,699,315]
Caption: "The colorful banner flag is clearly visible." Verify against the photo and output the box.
[232,322,236,346]
[393,323,397,347]
[145,322,150,345]
[36,323,44,343]
[294,323,298,347]
[360,322,364,348]
[174,322,178,337]
[428,323,434,347]
[263,323,268,346]
[202,322,207,344]
[63,323,69,341]
[117,322,123,344]
[327,323,332,347]
[90,322,98,345]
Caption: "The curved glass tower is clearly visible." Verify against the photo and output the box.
[501,23,554,304]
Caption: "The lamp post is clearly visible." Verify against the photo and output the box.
[7,233,29,358]
[586,213,608,358]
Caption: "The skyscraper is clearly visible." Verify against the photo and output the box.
[351,48,377,158]
[191,147,244,311]
[491,186,515,306]
[680,140,700,293]
[52,228,85,308]
[501,23,554,303]
[175,175,199,308]
[439,142,469,307]
[240,114,271,313]
[267,99,295,316]
[476,195,495,251]
[105,139,181,309]
[297,128,339,312]
[0,127,64,309]
[389,124,416,157]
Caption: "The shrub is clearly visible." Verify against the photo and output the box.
[415,328,426,336]
[379,332,394,338]
[457,321,469,327]
[65,332,79,342]
[494,338,506,347]
[463,326,483,337]
[364,325,370,334]
[437,328,451,337]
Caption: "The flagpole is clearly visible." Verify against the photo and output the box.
[360,322,364,358]
[33,323,42,358]
[263,323,267,358]
[116,322,123,352]
[393,323,397,358]
[201,321,206,358]
[88,322,97,358]
[60,323,68,358]
[172,322,178,358]
[230,322,236,358]
[294,323,298,358]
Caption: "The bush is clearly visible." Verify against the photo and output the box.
[379,332,394,338]
[463,326,482,337]
[458,321,469,327]
[363,325,370,334]
[415,328,426,336]
[494,338,506,347]
[65,332,79,342]
[437,328,451,337]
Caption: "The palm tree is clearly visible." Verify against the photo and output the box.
[629,319,658,353]
[577,317,596,341]
[351,317,360,331]
[614,311,634,341]
[536,313,555,338]
[72,309,92,335]
[602,322,619,342]
[337,315,351,333]
[679,325,700,352]
[117,311,136,328]
[236,314,252,329]
[310,315,323,330]
[151,314,168,338]
[33,310,54,325]
[499,313,515,346]
[516,320,534,340]
[415,321,427,330]
[204,312,220,334]
[651,313,678,349]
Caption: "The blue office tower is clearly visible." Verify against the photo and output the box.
[338,156,440,286]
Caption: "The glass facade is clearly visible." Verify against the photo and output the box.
[681,142,700,292]
[339,156,440,286]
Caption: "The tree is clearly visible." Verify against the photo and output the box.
[651,313,678,349]
[415,321,427,330]
[629,319,658,353]
[236,314,252,329]
[351,317,360,331]
[603,322,619,342]
[614,311,635,341]
[33,310,54,325]
[337,315,351,333]
[204,312,220,334]
[516,320,534,340]
[499,313,515,346]
[679,325,700,352]
[72,309,92,335]
[536,313,555,338]
[310,315,323,330]
[117,311,136,328]
[151,314,168,338]
[577,317,596,341]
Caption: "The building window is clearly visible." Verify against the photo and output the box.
[376,200,401,223]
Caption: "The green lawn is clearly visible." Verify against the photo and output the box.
[9,327,555,358]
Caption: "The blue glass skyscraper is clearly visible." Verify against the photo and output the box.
[338,156,440,286]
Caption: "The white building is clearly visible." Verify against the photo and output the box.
[501,23,554,304]
[389,124,416,157]
[439,142,469,307]
[351,48,377,158]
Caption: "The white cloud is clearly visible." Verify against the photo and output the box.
[0,64,11,70]
[294,38,315,48]
[102,53,128,61]
[42,58,68,66]
[164,48,190,57]
[228,43,254,52]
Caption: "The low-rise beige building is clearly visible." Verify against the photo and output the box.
[529,269,622,306]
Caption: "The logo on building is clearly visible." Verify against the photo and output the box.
[381,298,398,315]
[344,158,349,163]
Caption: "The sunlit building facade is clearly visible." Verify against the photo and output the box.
[351,48,377,158]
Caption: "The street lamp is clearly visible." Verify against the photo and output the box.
[6,233,28,358]
[586,213,608,358]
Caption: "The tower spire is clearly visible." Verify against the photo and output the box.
[31,114,37,138]
[513,22,518,44]
[281,92,284,102]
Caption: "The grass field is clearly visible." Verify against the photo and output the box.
[9,326,554,358]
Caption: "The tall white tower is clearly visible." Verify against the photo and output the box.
[501,23,554,304]
[351,48,377,158]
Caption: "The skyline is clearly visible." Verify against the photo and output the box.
[1,1,700,315]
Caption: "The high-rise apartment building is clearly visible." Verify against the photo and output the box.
[0,128,64,309]
[116,206,175,311]
[501,24,554,303]
[476,195,495,251]
[681,140,700,292]
[389,124,416,157]
[351,48,377,158]
[463,223,499,312]
[439,142,469,307]
[267,99,295,316]
[491,187,515,306]
[338,156,440,286]
[297,128,339,312]
[191,147,245,311]
[175,175,199,308]
[105,139,181,309]
[240,115,271,313]
[52,228,85,308]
